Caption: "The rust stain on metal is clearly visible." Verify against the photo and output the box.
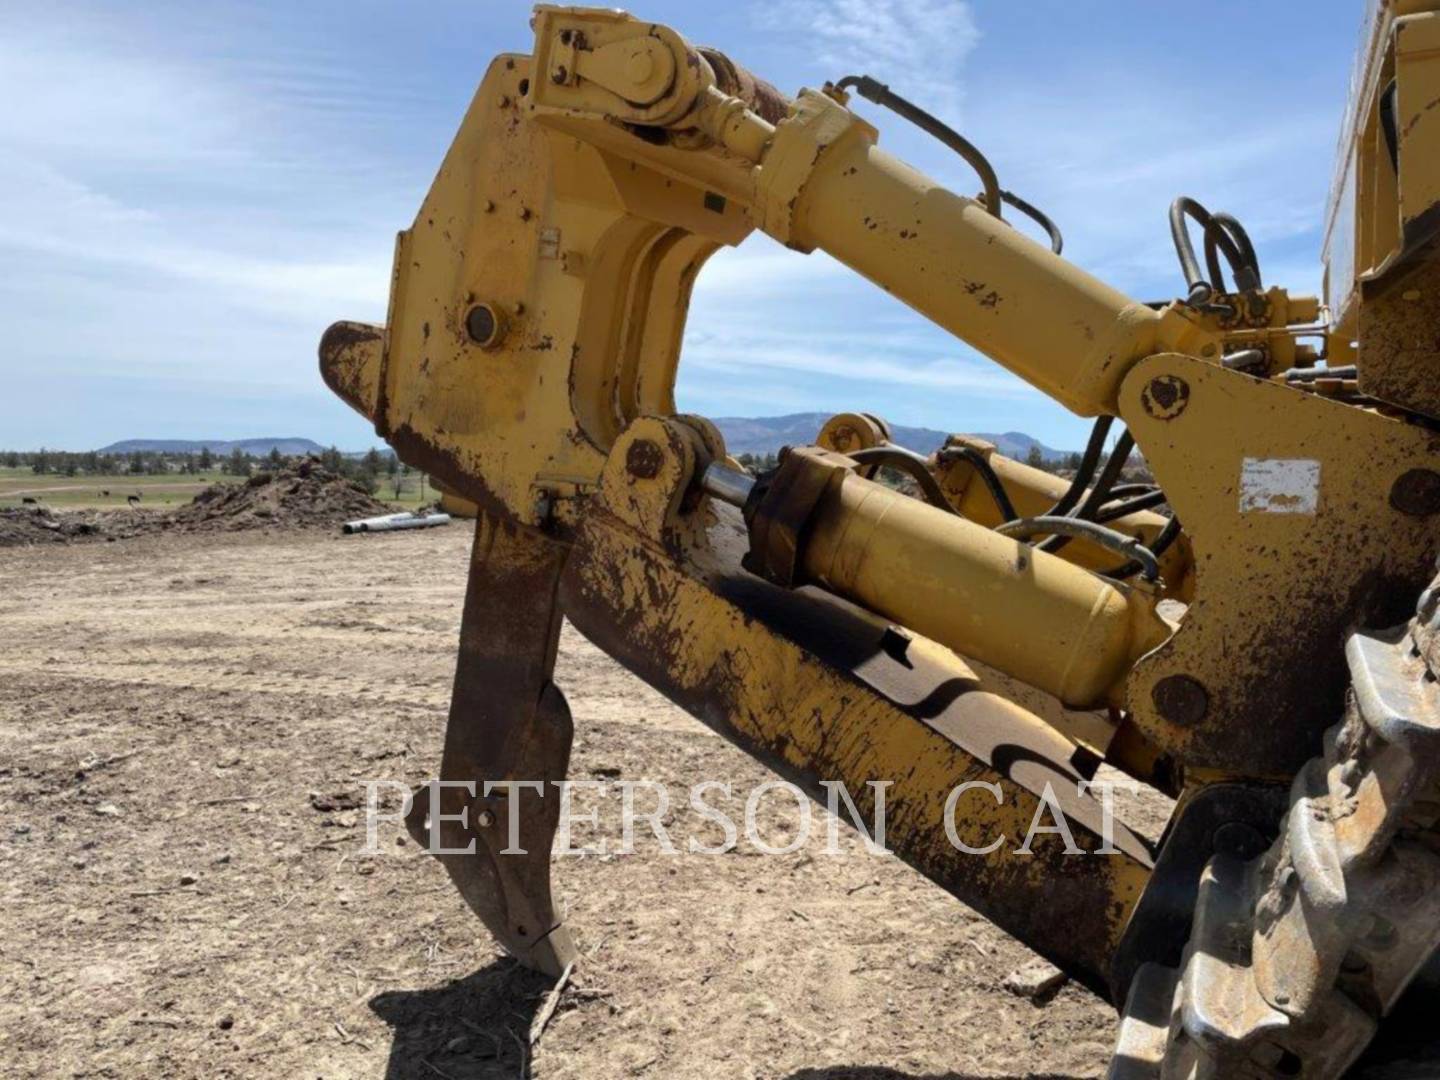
[558,512,1152,1000]
[1140,375,1190,420]
[698,46,790,125]
[625,438,664,480]
[317,320,385,420]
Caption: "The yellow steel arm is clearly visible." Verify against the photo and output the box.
[318,8,1440,1037]
[525,6,1218,417]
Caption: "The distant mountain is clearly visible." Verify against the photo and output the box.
[96,422,1071,463]
[98,437,327,456]
[711,413,1072,462]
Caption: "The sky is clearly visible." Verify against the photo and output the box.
[3,0,1366,451]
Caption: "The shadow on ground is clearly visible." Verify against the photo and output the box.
[371,958,551,1080]
[369,960,1094,1080]
[369,959,1440,1080]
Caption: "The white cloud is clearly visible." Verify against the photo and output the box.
[695,240,850,298]
[764,0,978,121]
[693,346,1031,395]
[963,79,1339,301]
[0,158,390,323]
[2,0,1354,452]
[0,10,405,400]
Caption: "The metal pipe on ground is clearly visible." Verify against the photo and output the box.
[342,512,452,534]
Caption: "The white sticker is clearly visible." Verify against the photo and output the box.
[1239,458,1320,515]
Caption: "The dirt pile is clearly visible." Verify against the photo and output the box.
[0,462,395,547]
[0,506,107,547]
[168,461,391,533]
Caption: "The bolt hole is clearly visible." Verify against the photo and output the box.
[516,925,528,937]
[518,78,530,96]
[466,304,501,347]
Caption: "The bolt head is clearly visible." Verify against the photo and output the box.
[625,52,655,83]
[1390,468,1440,517]
[1152,674,1208,726]
[1140,375,1190,421]
[625,439,664,480]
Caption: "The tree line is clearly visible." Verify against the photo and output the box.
[4,446,423,498]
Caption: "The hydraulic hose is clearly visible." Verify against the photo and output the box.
[933,444,1020,522]
[1169,197,1259,304]
[835,75,1002,224]
[1072,429,1136,521]
[995,516,1160,582]
[848,446,959,515]
[1104,515,1183,581]
[833,76,1067,256]
[1045,416,1114,518]
[1203,212,1262,293]
[1000,189,1064,255]
[1041,430,1136,554]
[1095,489,1169,522]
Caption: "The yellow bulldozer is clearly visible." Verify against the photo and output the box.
[320,3,1440,1074]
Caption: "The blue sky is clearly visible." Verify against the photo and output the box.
[4,0,1363,451]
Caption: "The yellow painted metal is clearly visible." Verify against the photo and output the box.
[1324,2,1440,344]
[926,436,1194,597]
[529,6,702,126]
[432,477,479,519]
[319,49,755,526]
[522,8,1222,419]
[560,417,1155,989]
[735,90,1218,416]
[797,465,1172,708]
[1395,13,1440,231]
[1118,354,1440,775]
[805,420,1133,759]
[316,4,1440,1014]
[1179,287,1326,375]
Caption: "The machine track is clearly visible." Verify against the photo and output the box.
[1110,576,1440,1078]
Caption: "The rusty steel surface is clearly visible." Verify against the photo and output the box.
[1112,577,1440,1077]
[696,46,789,126]
[1359,235,1440,419]
[561,497,1153,996]
[405,512,578,977]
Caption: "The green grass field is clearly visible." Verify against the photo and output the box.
[0,468,230,509]
[0,467,435,511]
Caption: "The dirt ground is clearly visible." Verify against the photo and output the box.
[0,464,396,547]
[0,523,1426,1079]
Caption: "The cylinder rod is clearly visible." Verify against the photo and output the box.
[701,462,756,507]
